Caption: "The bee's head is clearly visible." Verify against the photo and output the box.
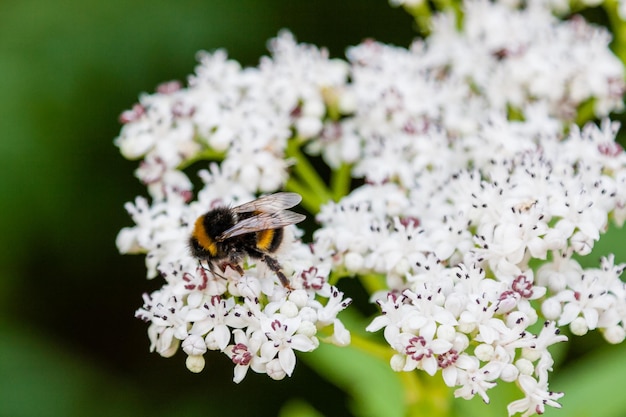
[188,207,236,260]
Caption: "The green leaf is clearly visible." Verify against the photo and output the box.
[302,341,405,417]
[543,344,626,417]
[576,223,626,269]
[302,311,405,417]
[279,399,325,417]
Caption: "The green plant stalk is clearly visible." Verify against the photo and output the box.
[177,146,225,171]
[359,273,388,294]
[402,372,427,417]
[404,1,433,35]
[349,332,394,362]
[284,176,325,214]
[330,162,352,201]
[349,332,451,417]
[286,138,334,211]
[575,98,597,127]
[605,0,626,66]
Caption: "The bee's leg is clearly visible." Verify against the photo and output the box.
[199,260,228,280]
[221,262,245,276]
[199,260,211,272]
[261,255,293,290]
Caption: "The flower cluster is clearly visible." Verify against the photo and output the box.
[116,0,626,415]
[314,119,626,415]
[119,185,352,382]
[310,2,626,415]
[116,33,353,382]
[116,33,350,202]
[391,0,626,22]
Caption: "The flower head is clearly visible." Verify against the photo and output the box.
[117,1,626,414]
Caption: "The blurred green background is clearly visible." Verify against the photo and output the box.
[2,1,626,416]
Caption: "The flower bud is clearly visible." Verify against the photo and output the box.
[186,355,206,373]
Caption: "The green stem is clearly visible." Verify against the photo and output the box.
[330,162,352,201]
[575,98,596,127]
[350,333,451,417]
[177,147,225,171]
[404,1,433,35]
[359,273,388,294]
[605,0,626,66]
[286,138,334,212]
[284,177,325,214]
[401,372,425,417]
[349,333,395,362]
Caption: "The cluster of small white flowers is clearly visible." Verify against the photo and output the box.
[314,119,626,412]
[310,0,624,178]
[119,181,352,382]
[309,1,626,416]
[390,0,626,25]
[115,31,350,202]
[536,0,626,22]
[116,33,353,382]
[430,1,624,118]
[116,0,626,414]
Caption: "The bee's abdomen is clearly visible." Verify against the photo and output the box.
[255,228,283,253]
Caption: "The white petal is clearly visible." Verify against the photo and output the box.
[582,307,599,330]
[278,348,297,376]
[329,319,351,346]
[430,339,454,354]
[266,358,287,380]
[260,341,278,361]
[115,227,142,254]
[185,308,208,322]
[233,364,249,383]
[212,325,232,351]
[290,334,317,352]
[421,356,438,376]
[366,315,389,333]
[185,355,205,373]
[442,366,458,387]
[478,324,498,345]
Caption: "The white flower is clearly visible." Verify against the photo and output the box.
[327,319,351,346]
[188,296,236,351]
[507,374,564,417]
[260,315,318,376]
[397,333,453,375]
[453,355,498,403]
[182,334,207,356]
[224,329,266,383]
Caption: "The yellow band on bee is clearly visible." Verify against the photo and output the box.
[193,217,218,256]
[256,229,275,251]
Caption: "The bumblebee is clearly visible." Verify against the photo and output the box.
[189,192,306,289]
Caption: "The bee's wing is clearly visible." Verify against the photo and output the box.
[233,192,302,214]
[218,210,306,240]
